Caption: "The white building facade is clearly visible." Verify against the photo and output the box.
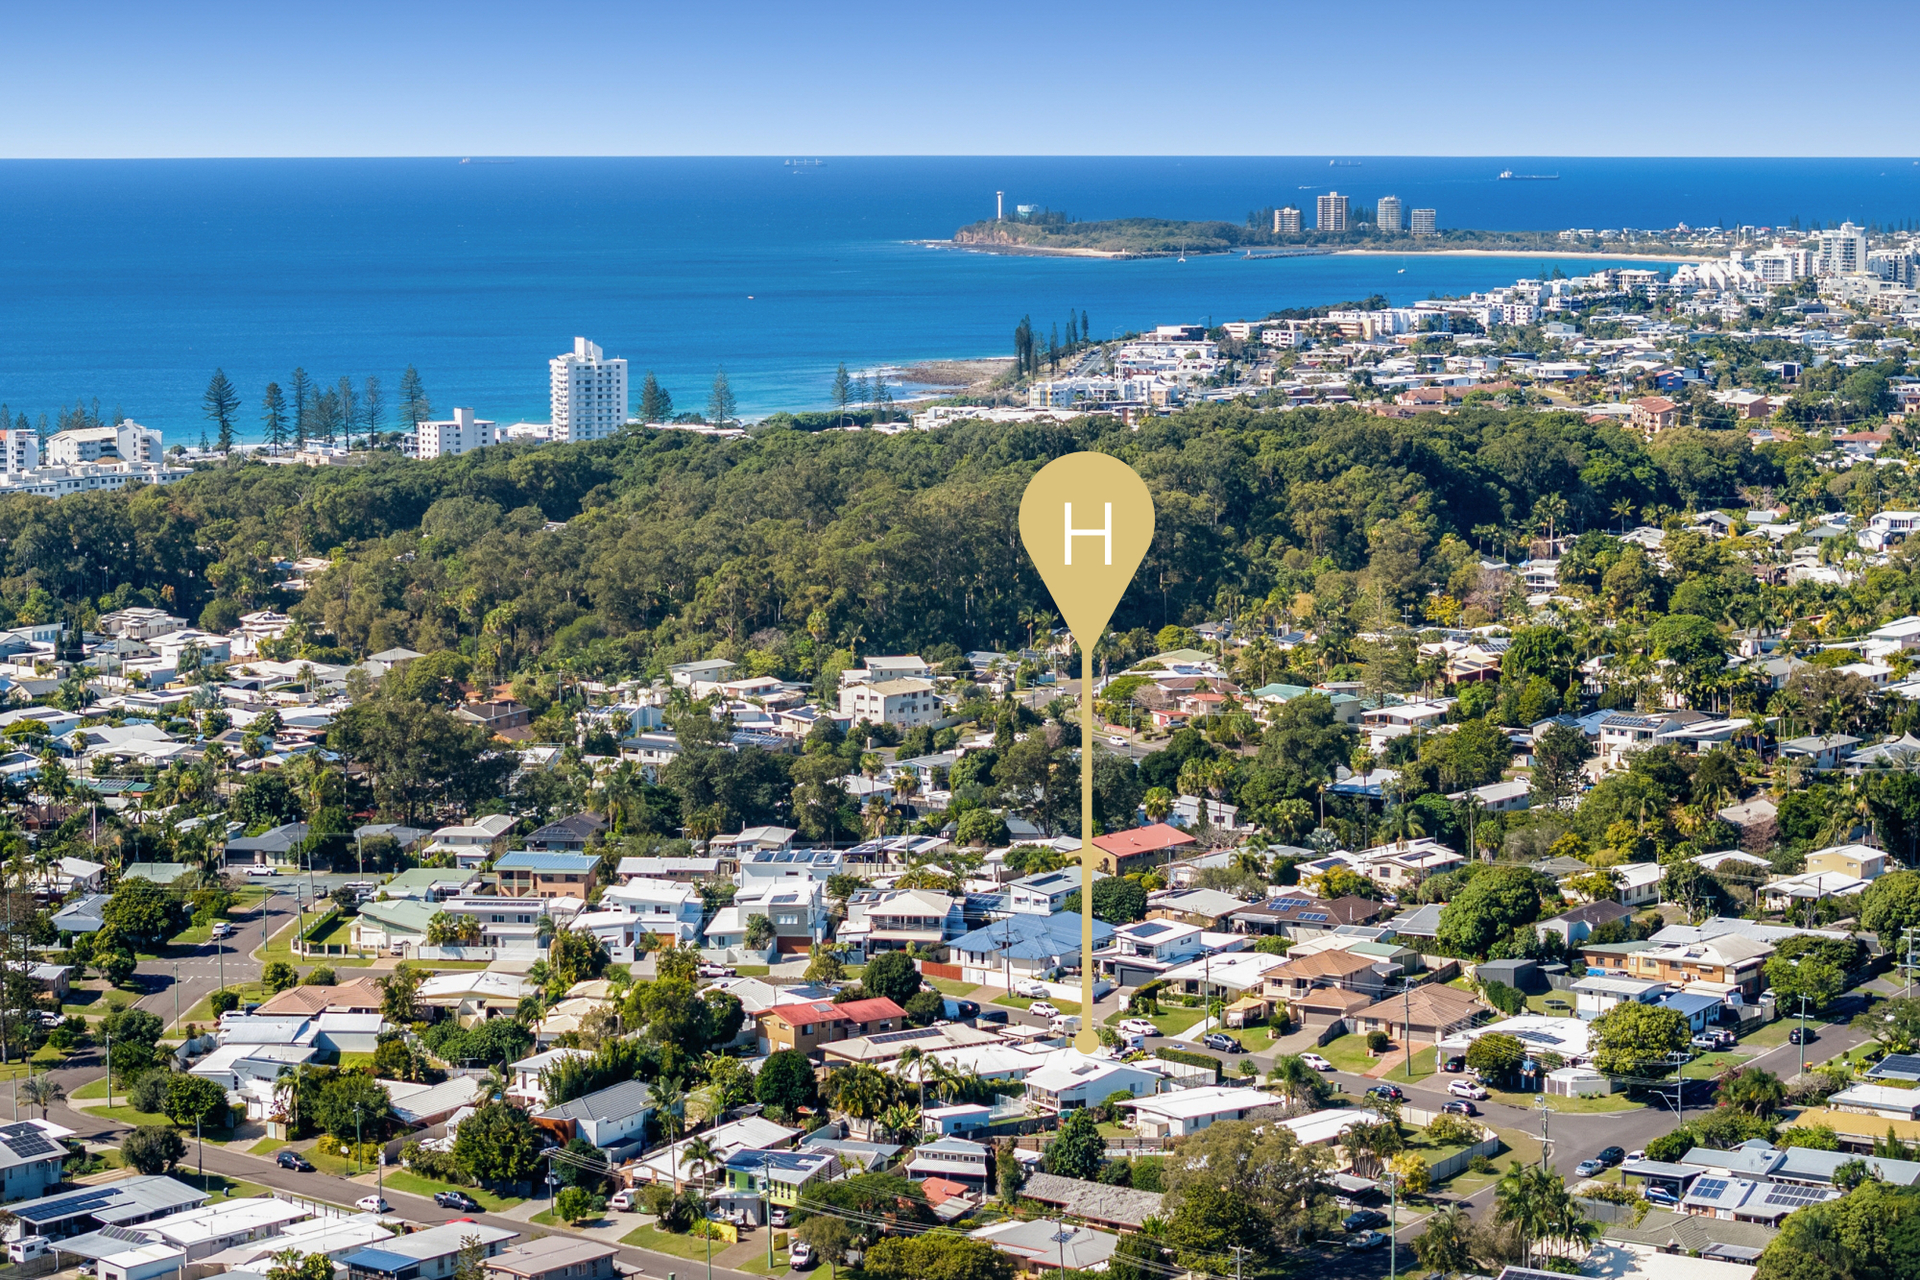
[550,337,629,442]
[414,408,499,460]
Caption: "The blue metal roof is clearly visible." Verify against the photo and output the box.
[494,851,598,872]
[343,1249,419,1273]
[950,911,1112,958]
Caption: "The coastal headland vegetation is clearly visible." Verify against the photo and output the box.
[947,211,1698,258]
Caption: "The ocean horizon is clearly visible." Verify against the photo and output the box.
[2,156,1916,444]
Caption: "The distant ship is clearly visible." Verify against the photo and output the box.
[1329,160,1362,167]
[1499,170,1559,180]
[785,159,825,167]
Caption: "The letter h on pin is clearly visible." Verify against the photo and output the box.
[1063,503,1112,566]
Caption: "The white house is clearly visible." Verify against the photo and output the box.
[1120,1085,1281,1138]
[598,878,704,942]
[839,677,940,728]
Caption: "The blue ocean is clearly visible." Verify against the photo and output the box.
[2,156,1918,442]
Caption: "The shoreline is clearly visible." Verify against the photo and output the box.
[919,237,1696,263]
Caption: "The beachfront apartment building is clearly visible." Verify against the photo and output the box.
[0,430,37,475]
[1377,196,1402,233]
[1411,208,1436,237]
[414,408,499,460]
[1317,192,1348,232]
[550,337,629,442]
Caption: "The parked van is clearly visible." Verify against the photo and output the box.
[10,1236,48,1264]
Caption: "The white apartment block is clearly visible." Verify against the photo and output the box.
[0,430,36,474]
[415,407,498,460]
[838,677,940,728]
[1274,207,1302,235]
[1753,246,1814,284]
[46,421,161,467]
[1816,223,1867,277]
[1317,192,1349,232]
[1410,209,1436,237]
[550,337,629,442]
[1376,196,1402,233]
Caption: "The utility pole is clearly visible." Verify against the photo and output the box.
[1402,981,1414,1080]
[1385,1169,1399,1280]
[763,1151,774,1269]
[1534,1093,1552,1170]
[1228,1245,1249,1280]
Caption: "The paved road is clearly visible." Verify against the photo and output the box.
[128,872,361,1029]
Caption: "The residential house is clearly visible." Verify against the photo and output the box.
[522,813,608,852]
[224,822,309,869]
[1144,888,1249,929]
[756,996,908,1059]
[1536,900,1633,947]
[1570,974,1670,1021]
[1021,1052,1161,1113]
[505,1047,589,1111]
[1006,868,1098,915]
[723,1148,840,1211]
[1088,822,1196,875]
[948,911,1115,988]
[1625,936,1773,1000]
[904,1137,992,1188]
[599,877,704,942]
[1343,983,1490,1041]
[484,1239,619,1280]
[706,880,829,955]
[1120,1086,1282,1138]
[1804,843,1886,880]
[968,1220,1117,1275]
[838,677,940,728]
[1228,894,1383,939]
[533,1080,655,1157]
[425,814,518,866]
[453,699,533,741]
[837,887,962,956]
[1015,1174,1163,1232]
[1262,949,1394,1008]
[1777,734,1861,770]
[1630,396,1680,432]
[343,1223,519,1280]
[1095,919,1208,986]
[0,1119,77,1203]
[493,851,597,900]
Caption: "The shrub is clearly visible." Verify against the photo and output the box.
[129,1070,171,1115]
[1367,1030,1392,1055]
[1469,1153,1494,1174]
[307,967,338,986]
[210,990,240,1016]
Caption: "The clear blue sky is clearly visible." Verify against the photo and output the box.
[6,1,1918,158]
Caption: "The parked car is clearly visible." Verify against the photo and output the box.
[434,1191,482,1212]
[1013,979,1051,998]
[245,866,276,878]
[1441,1100,1478,1117]
[697,963,734,978]
[608,1189,638,1212]
[771,1207,790,1229]
[1598,1146,1626,1166]
[1109,735,1128,746]
[1028,1001,1061,1019]
[1344,1231,1388,1252]
[276,1150,314,1172]
[1643,1186,1679,1207]
[1447,1079,1488,1100]
[9,1237,49,1265]
[1627,1150,1646,1162]
[1789,1027,1815,1045]
[1342,1209,1389,1233]
[1202,1032,1245,1054]
[1118,1018,1159,1038]
[788,1242,815,1270]
[1441,1056,1465,1073]
[1299,1053,1333,1072]
[355,1196,389,1214]
[1364,1084,1404,1103]
[37,1010,59,1028]
[1573,1159,1604,1179]
[943,998,981,1021]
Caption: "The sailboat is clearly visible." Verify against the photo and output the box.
[1177,241,1187,263]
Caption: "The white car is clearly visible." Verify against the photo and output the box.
[209,922,235,940]
[1117,1018,1159,1037]
[245,866,276,878]
[1013,979,1051,998]
[355,1196,389,1214]
[1298,1053,1334,1072]
[1448,1079,1489,1100]
[1109,735,1127,746]
[1028,1001,1060,1019]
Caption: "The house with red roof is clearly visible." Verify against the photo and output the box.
[756,996,907,1059]
[1090,822,1196,874]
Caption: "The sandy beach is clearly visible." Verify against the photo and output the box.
[1334,247,1697,260]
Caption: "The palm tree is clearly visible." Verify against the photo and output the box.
[1265,1056,1322,1115]
[895,1045,931,1111]
[1142,788,1173,823]
[19,1074,63,1119]
[877,1101,920,1147]
[1611,497,1636,533]
[681,1135,719,1188]
[654,1074,689,1192]
[831,1064,893,1138]
[1379,802,1426,850]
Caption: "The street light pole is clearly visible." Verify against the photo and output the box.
[1386,1170,1399,1280]
[762,1151,773,1269]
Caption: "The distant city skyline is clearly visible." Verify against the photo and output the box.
[6,1,1920,158]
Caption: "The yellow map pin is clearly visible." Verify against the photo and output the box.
[1018,452,1155,1053]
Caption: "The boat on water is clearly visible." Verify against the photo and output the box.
[1329,159,1362,167]
[1498,170,1559,180]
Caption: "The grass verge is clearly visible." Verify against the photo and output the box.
[178,982,271,1028]
[381,1171,524,1211]
[992,994,1082,1015]
[621,1224,725,1261]
[1102,1007,1207,1037]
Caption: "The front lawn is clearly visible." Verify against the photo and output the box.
[381,1170,524,1211]
[992,994,1081,1015]
[1680,1049,1754,1080]
[1315,1033,1403,1075]
[925,978,976,996]
[1482,1084,1640,1113]
[173,1172,274,1199]
[620,1224,723,1261]
[90,1104,180,1127]
[1103,1007,1207,1037]
[179,982,271,1027]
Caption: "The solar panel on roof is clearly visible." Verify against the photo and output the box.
[97,1227,151,1246]
[1275,898,1309,909]
[1689,1177,1730,1200]
[867,1027,942,1046]
[1299,913,1328,922]
[1,1130,57,1157]
[1763,1183,1827,1207]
